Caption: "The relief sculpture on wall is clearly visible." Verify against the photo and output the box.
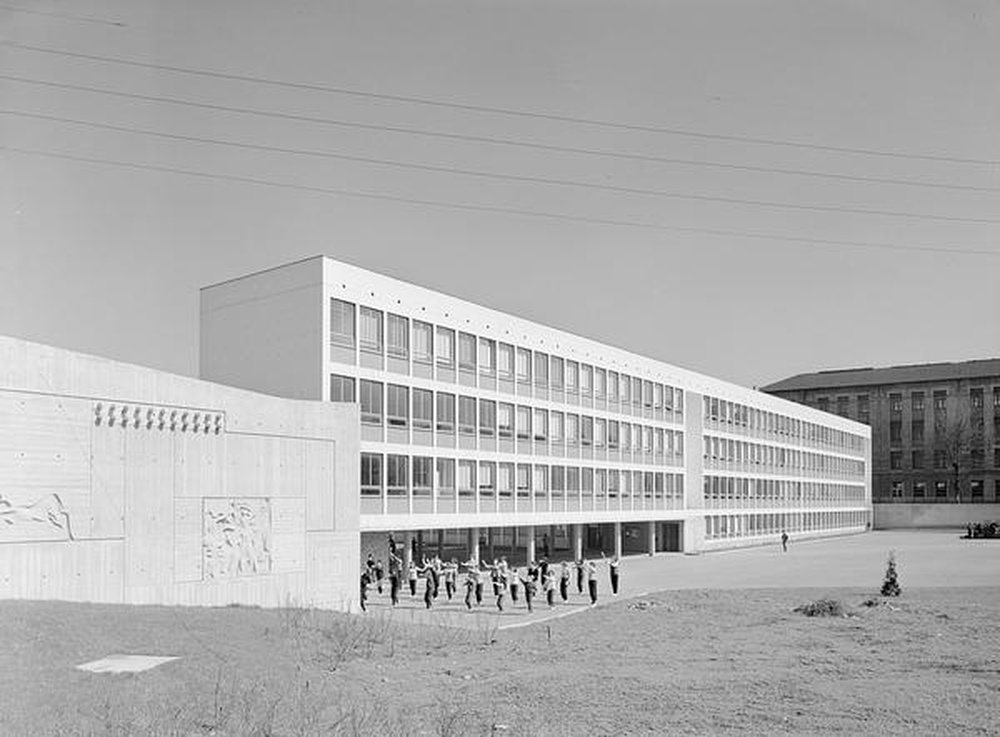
[0,493,74,541]
[202,498,272,579]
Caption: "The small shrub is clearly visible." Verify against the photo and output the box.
[881,551,901,597]
[793,598,843,617]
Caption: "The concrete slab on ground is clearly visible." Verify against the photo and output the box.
[76,654,179,674]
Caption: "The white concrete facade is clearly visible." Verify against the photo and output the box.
[201,256,872,557]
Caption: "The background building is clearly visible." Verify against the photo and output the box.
[763,360,1000,528]
[201,256,871,561]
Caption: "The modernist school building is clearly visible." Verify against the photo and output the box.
[201,256,872,565]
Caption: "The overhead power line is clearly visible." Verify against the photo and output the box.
[3,74,998,195]
[4,108,998,227]
[5,40,1000,167]
[3,144,997,258]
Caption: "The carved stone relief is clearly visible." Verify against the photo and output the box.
[202,498,272,579]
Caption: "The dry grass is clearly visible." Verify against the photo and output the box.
[1,587,998,735]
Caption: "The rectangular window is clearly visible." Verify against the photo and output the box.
[360,453,381,497]
[436,392,455,433]
[386,385,409,427]
[891,480,904,498]
[516,348,532,383]
[933,390,947,411]
[550,357,564,390]
[620,376,630,406]
[935,480,947,498]
[911,392,925,413]
[534,352,549,387]
[565,414,579,446]
[911,450,924,469]
[594,369,606,399]
[933,449,947,469]
[359,380,383,425]
[550,411,564,443]
[412,456,433,490]
[330,299,356,348]
[498,403,514,438]
[837,396,849,417]
[479,338,496,375]
[971,479,984,499]
[913,481,926,498]
[359,306,383,354]
[971,387,984,409]
[653,383,662,411]
[458,332,477,372]
[497,343,514,379]
[632,378,643,409]
[817,397,829,412]
[386,454,408,494]
[581,416,593,447]
[412,388,433,430]
[533,409,548,441]
[435,327,455,368]
[608,420,619,450]
[330,374,355,402]
[890,421,902,444]
[386,314,409,359]
[565,361,578,393]
[889,393,903,414]
[436,457,455,491]
[643,381,654,410]
[479,462,495,495]
[608,372,619,403]
[458,396,477,435]
[516,406,531,440]
[479,399,496,438]
[412,320,433,364]
[912,421,924,445]
[516,464,531,495]
[971,447,984,468]
[857,394,870,424]
[580,365,592,396]
[498,463,514,498]
[890,451,902,470]
[594,418,606,448]
[458,460,476,496]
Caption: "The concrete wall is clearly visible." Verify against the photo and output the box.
[874,503,999,529]
[0,335,359,610]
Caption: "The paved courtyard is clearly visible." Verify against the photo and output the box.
[363,530,998,629]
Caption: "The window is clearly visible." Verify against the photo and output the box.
[498,463,514,498]
[550,412,564,443]
[594,369,606,400]
[581,416,593,447]
[933,449,947,469]
[436,327,455,368]
[412,456,433,491]
[890,421,902,444]
[891,480,904,498]
[550,357,564,390]
[608,372,619,403]
[361,453,381,497]
[889,393,903,413]
[330,374,355,402]
[632,378,643,409]
[912,421,924,444]
[498,343,514,379]
[995,447,1000,468]
[458,396,477,435]
[498,403,514,438]
[516,348,532,383]
[386,314,408,359]
[913,481,926,498]
[890,451,902,470]
[479,462,495,495]
[457,332,476,372]
[458,460,476,496]
[533,465,549,496]
[516,464,531,495]
[608,421,619,450]
[359,380,383,425]
[971,479,984,499]
[935,480,947,498]
[580,365,592,397]
[565,414,579,446]
[565,361,578,393]
[911,450,924,470]
[534,352,548,387]
[479,399,496,438]
[620,376,630,406]
[643,381,654,410]
[837,396,849,417]
[933,390,947,411]
[994,386,1000,408]
[359,306,383,354]
[971,387,984,409]
[857,395,870,424]
[479,338,495,375]
[516,406,531,440]
[412,320,433,364]
[386,385,409,427]
[330,299,356,347]
[386,454,408,494]
[412,388,433,430]
[436,458,455,492]
[971,447,984,468]
[594,418,606,448]
[911,392,925,413]
[533,409,548,441]
[817,397,829,412]
[436,392,455,433]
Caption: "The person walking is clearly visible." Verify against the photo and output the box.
[520,570,536,613]
[586,559,598,606]
[407,560,418,597]
[575,558,585,595]
[608,554,620,596]
[422,563,435,610]
[444,558,458,601]
[464,568,477,611]
[559,561,570,602]
[374,559,385,595]
[781,531,789,552]
[509,568,520,605]
[359,569,371,612]
[544,568,557,609]
[388,550,402,606]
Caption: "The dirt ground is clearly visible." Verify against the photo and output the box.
[2,532,998,735]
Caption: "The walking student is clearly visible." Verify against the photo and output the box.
[407,560,418,597]
[559,561,570,602]
[608,554,620,596]
[388,549,402,606]
[586,559,598,606]
[781,531,789,553]
[544,568,557,609]
[575,558,585,595]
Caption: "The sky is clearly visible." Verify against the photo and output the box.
[2,0,999,389]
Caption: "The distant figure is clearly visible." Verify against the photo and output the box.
[387,549,402,606]
[374,559,385,593]
[586,559,598,606]
[559,561,570,601]
[407,561,418,596]
[575,559,585,594]
[359,570,371,612]
[780,531,789,553]
[608,554,620,596]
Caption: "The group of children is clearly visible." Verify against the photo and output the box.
[359,536,621,614]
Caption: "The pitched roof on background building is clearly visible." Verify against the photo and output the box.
[762,358,1000,393]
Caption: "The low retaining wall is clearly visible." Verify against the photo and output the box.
[874,503,1000,529]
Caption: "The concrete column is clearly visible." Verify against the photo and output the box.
[525,524,536,562]
[403,531,414,570]
[614,522,623,558]
[468,526,480,563]
[648,521,657,556]
[573,524,583,561]
[437,529,444,559]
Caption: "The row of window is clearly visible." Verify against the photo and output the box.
[702,476,866,508]
[704,510,868,540]
[334,374,685,456]
[885,478,999,500]
[821,387,1000,423]
[703,434,866,479]
[703,395,865,454]
[889,447,1000,470]
[886,417,1000,447]
[360,452,684,501]
[331,299,685,413]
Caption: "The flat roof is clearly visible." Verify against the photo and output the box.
[763,358,1000,393]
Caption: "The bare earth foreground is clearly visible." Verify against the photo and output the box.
[2,531,998,736]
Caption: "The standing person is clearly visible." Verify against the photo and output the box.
[608,554,620,596]
[509,567,520,605]
[474,563,485,607]
[444,558,458,601]
[387,549,402,606]
[422,563,435,610]
[575,558,585,595]
[544,568,557,609]
[359,569,371,612]
[520,570,536,613]
[539,557,549,584]
[495,566,507,612]
[586,559,599,606]
[559,561,570,602]
[491,559,501,597]
[407,560,418,597]
[464,568,477,611]
[373,559,385,595]
[780,531,789,553]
